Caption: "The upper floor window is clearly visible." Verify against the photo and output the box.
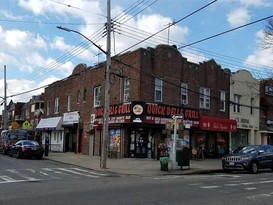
[31,104,35,112]
[199,87,210,109]
[67,94,71,112]
[83,89,87,101]
[46,100,50,115]
[124,78,130,102]
[181,83,188,105]
[94,86,101,107]
[220,91,226,112]
[155,78,163,102]
[233,94,241,113]
[77,90,80,103]
[250,97,254,114]
[54,97,59,114]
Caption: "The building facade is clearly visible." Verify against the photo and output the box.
[230,70,260,152]
[40,44,237,159]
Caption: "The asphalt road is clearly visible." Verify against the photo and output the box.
[1,154,273,205]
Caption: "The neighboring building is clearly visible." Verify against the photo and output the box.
[259,78,273,145]
[230,70,260,152]
[41,44,237,158]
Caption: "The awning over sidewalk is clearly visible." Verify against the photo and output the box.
[199,116,237,132]
[36,117,63,131]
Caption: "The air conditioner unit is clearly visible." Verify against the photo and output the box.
[182,100,188,105]
[124,95,130,101]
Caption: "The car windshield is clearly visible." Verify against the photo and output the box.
[235,146,258,154]
[22,141,39,146]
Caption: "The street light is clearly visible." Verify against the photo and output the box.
[56,0,111,169]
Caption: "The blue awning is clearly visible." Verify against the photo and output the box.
[36,117,63,131]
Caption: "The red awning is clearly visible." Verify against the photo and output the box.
[199,116,237,132]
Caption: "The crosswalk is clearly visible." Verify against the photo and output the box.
[0,167,108,184]
[153,173,273,198]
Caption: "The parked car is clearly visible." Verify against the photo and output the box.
[0,129,28,155]
[222,145,273,174]
[9,140,44,159]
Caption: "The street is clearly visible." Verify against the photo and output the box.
[1,154,273,205]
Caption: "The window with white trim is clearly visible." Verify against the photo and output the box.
[124,78,130,102]
[234,94,241,113]
[94,86,101,107]
[54,97,59,113]
[181,83,188,105]
[199,87,210,109]
[67,94,71,112]
[220,91,226,112]
[155,78,163,102]
[46,100,50,115]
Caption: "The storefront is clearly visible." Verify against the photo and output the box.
[94,101,199,159]
[36,116,64,152]
[192,116,237,157]
[62,111,81,153]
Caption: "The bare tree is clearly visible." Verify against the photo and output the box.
[261,18,273,49]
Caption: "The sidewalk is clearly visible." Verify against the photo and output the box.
[44,152,223,176]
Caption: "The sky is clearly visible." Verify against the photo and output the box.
[0,0,273,109]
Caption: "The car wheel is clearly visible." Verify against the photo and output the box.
[16,150,21,159]
[250,162,258,174]
[9,150,13,157]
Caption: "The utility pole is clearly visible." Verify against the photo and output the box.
[101,0,111,169]
[56,0,111,169]
[3,65,7,130]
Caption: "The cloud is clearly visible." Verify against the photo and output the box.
[239,0,272,7]
[226,7,250,27]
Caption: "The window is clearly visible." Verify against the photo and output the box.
[220,91,226,112]
[250,97,254,114]
[83,89,87,101]
[233,94,241,113]
[124,78,130,102]
[155,78,163,102]
[94,86,101,107]
[77,90,80,103]
[31,104,35,112]
[67,94,71,112]
[46,100,50,115]
[54,97,59,113]
[181,83,188,105]
[199,87,210,109]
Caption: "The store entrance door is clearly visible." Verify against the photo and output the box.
[135,134,148,158]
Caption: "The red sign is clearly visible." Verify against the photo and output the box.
[199,116,237,132]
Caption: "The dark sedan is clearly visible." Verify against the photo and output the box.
[222,145,273,174]
[9,140,44,159]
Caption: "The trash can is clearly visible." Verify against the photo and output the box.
[176,147,190,170]
[160,157,169,171]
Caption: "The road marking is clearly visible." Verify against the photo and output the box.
[26,169,49,176]
[6,169,41,181]
[244,187,256,190]
[200,186,220,189]
[71,168,107,176]
[56,168,100,178]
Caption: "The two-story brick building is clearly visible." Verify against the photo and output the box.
[38,44,238,159]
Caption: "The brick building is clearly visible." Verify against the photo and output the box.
[39,44,237,159]
[259,78,273,145]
